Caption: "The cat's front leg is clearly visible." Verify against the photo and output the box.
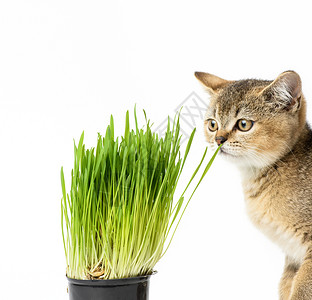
[289,249,312,300]
[280,256,300,300]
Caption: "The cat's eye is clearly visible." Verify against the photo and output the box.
[207,119,218,132]
[237,119,254,132]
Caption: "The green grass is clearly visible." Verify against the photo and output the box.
[61,107,220,280]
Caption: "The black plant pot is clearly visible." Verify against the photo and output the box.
[67,274,152,300]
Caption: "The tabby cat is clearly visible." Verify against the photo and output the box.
[195,70,312,300]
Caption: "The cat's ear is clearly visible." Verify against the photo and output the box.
[261,71,302,112]
[194,72,231,94]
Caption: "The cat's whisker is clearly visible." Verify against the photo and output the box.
[240,145,273,167]
[243,144,286,168]
[247,140,294,162]
[247,151,279,170]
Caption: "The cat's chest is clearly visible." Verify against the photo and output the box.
[245,193,307,264]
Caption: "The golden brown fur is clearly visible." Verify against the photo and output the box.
[196,70,312,300]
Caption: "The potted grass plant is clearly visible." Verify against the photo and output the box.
[61,107,220,300]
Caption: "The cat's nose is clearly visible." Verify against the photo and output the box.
[215,136,227,146]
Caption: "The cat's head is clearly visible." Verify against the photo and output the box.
[195,71,306,169]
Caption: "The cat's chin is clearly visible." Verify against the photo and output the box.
[214,146,271,169]
[220,148,233,156]
[218,149,264,170]
[218,148,240,162]
[211,145,268,169]
[229,155,273,171]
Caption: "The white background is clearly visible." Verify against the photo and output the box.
[1,1,312,299]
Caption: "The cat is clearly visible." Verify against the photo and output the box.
[195,70,312,300]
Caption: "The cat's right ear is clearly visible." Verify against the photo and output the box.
[194,72,231,94]
[260,71,302,112]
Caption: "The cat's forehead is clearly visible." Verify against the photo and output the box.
[210,79,272,123]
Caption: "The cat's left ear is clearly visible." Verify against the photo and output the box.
[194,72,231,95]
[262,71,302,112]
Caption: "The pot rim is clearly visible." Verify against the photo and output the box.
[67,271,157,286]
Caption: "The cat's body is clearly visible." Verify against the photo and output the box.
[196,71,312,300]
[243,129,312,263]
